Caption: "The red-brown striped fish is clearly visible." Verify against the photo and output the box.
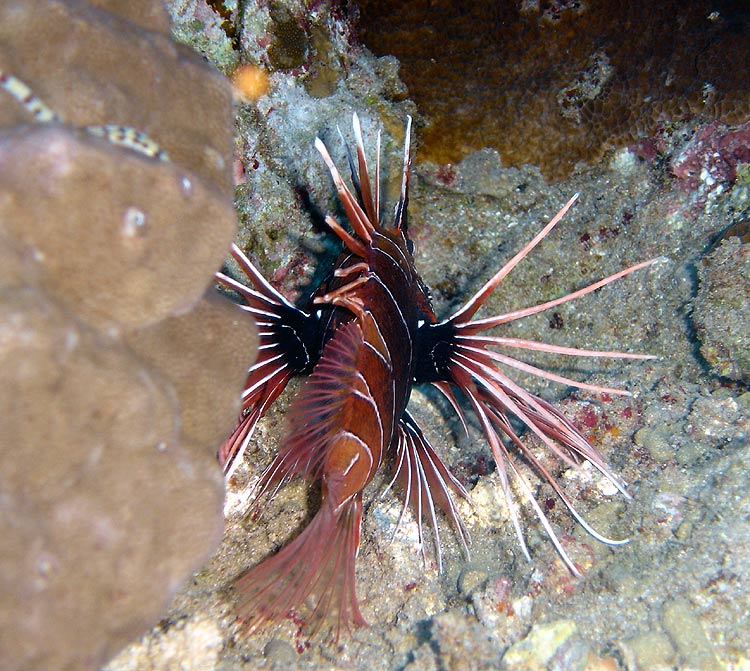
[215,113,655,638]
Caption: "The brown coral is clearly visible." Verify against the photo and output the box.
[124,290,257,447]
[0,125,235,330]
[356,0,750,181]
[0,0,234,192]
[0,1,257,670]
[0,287,225,669]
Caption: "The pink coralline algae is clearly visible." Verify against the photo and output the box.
[672,121,750,196]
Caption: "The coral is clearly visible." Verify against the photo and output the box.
[124,290,256,447]
[0,2,257,670]
[0,125,235,331]
[167,0,241,73]
[0,0,235,193]
[692,236,750,381]
[0,288,224,669]
[355,0,750,181]
[267,8,310,70]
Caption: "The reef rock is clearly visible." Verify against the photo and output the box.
[693,236,750,382]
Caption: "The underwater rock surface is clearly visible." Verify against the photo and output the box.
[693,236,750,381]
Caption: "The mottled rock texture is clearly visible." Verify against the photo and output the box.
[0,1,257,670]
[693,236,750,381]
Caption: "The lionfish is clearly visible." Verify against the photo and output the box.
[216,113,654,637]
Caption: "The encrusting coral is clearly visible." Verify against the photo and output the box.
[356,0,750,181]
[0,1,257,670]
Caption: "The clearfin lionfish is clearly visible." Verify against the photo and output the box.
[216,113,655,638]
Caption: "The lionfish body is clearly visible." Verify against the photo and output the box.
[216,114,655,637]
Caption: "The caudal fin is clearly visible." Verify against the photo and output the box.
[234,494,367,639]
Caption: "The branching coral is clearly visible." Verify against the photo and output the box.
[0,1,257,670]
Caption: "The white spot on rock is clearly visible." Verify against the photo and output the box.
[179,175,192,195]
[121,207,148,238]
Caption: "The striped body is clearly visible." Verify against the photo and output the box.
[311,232,422,495]
[217,114,655,639]
[270,227,427,514]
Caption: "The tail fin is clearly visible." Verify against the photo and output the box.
[234,494,367,639]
